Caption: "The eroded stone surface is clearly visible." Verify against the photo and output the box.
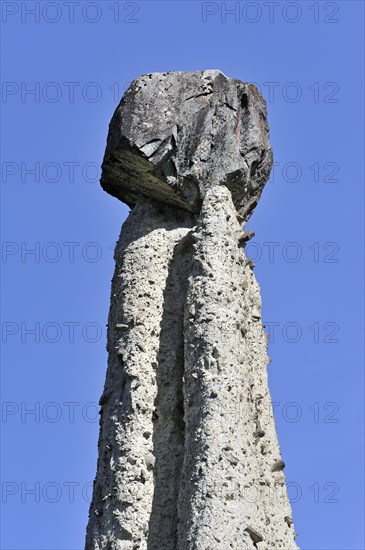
[85,201,194,550]
[85,71,298,550]
[178,187,296,550]
[101,70,272,221]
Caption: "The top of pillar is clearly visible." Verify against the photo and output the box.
[101,70,273,220]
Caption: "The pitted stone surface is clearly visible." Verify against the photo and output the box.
[85,201,194,550]
[101,70,272,221]
[178,187,296,550]
[86,71,298,550]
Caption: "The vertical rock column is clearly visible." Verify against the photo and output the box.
[85,200,194,549]
[85,70,298,550]
[178,186,297,549]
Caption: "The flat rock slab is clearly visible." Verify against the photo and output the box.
[101,69,272,220]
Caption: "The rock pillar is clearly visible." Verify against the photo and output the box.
[85,70,298,550]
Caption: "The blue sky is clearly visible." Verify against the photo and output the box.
[1,1,364,549]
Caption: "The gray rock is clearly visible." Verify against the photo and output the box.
[85,71,298,550]
[101,69,272,220]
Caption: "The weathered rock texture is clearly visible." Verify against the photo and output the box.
[101,70,272,221]
[86,70,298,550]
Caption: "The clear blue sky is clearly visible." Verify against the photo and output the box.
[1,1,364,549]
